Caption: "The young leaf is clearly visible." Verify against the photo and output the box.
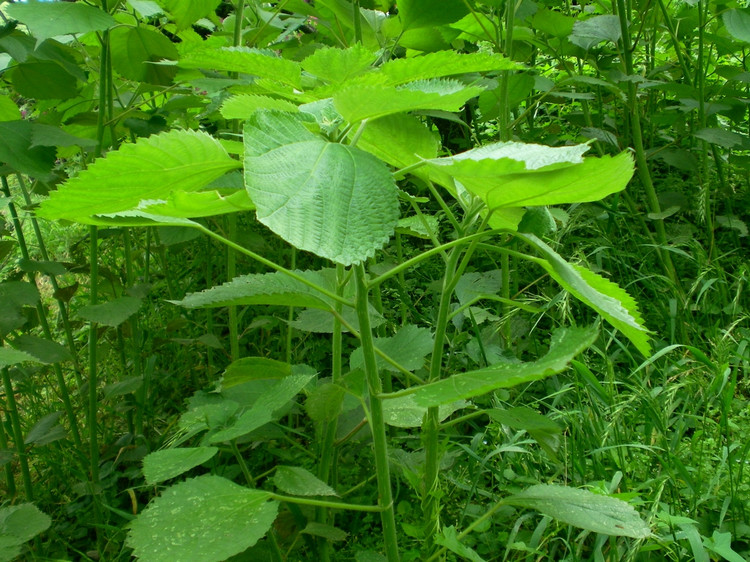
[37,130,241,222]
[5,2,116,45]
[126,475,278,562]
[334,79,483,122]
[382,326,597,408]
[502,485,651,538]
[435,526,485,562]
[244,111,399,265]
[142,447,219,485]
[518,233,652,356]
[137,189,255,218]
[273,466,339,496]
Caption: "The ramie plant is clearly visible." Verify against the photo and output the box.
[0,0,747,560]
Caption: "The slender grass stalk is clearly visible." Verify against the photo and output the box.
[0,410,16,497]
[1,364,33,500]
[353,263,399,561]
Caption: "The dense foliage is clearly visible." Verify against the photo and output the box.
[0,0,748,560]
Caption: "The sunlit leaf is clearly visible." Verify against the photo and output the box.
[180,46,301,88]
[302,44,377,84]
[158,0,220,31]
[127,475,278,562]
[244,110,399,265]
[110,26,178,85]
[378,50,517,85]
[37,130,241,222]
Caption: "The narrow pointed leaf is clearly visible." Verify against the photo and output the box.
[126,475,278,562]
[142,447,219,485]
[37,130,241,222]
[503,484,651,538]
[244,111,399,265]
[172,270,338,310]
[519,233,651,356]
[383,326,597,408]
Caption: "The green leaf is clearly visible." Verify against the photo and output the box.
[172,270,336,311]
[180,46,301,88]
[301,522,348,542]
[532,8,576,38]
[9,59,80,100]
[398,0,469,30]
[488,407,562,460]
[0,94,21,121]
[518,233,652,356]
[0,503,51,559]
[503,485,651,538]
[694,127,745,148]
[435,526,485,562]
[37,129,241,222]
[334,79,483,122]
[126,475,278,562]
[209,373,315,443]
[5,2,116,45]
[396,215,440,239]
[703,530,747,562]
[569,15,622,50]
[138,189,255,218]
[273,466,339,496]
[350,324,433,373]
[244,111,399,265]
[158,0,220,31]
[378,51,517,85]
[383,326,597,408]
[24,412,65,446]
[382,396,467,428]
[426,143,634,212]
[723,9,750,43]
[142,447,219,485]
[77,296,142,327]
[110,26,179,85]
[221,94,299,119]
[0,121,56,180]
[351,113,439,171]
[221,357,293,389]
[10,335,72,364]
[0,347,42,368]
[305,383,345,423]
[302,44,377,85]
[29,124,98,149]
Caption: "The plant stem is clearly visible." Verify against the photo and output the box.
[353,263,400,561]
[1,364,34,500]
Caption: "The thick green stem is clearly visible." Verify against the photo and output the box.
[0,410,16,497]
[353,264,399,561]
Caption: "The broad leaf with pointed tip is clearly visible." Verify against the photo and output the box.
[244,111,399,265]
[378,50,517,85]
[5,2,116,45]
[37,130,241,222]
[142,447,219,485]
[503,485,650,538]
[273,466,338,497]
[382,326,597,408]
[126,475,278,562]
[179,46,301,88]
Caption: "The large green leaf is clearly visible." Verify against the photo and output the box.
[244,111,399,265]
[351,113,439,171]
[5,2,116,45]
[127,475,278,562]
[503,485,651,538]
[0,347,42,368]
[37,130,241,222]
[350,324,433,373]
[9,59,80,100]
[172,269,337,311]
[109,26,179,85]
[334,79,483,122]
[382,326,597,408]
[180,46,301,88]
[425,142,634,210]
[569,15,622,50]
[142,447,219,485]
[518,233,652,356]
[302,44,377,85]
